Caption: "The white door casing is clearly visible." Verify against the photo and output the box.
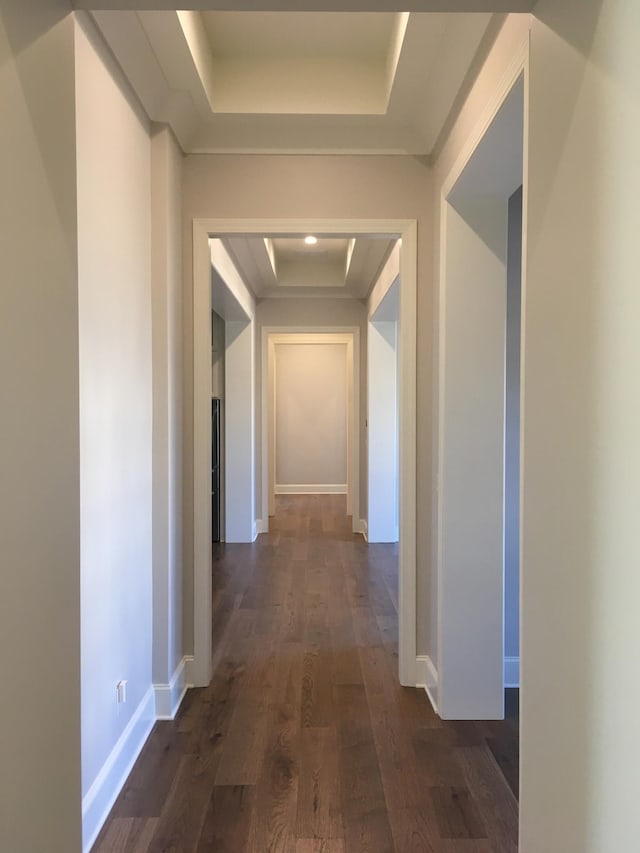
[192,218,417,688]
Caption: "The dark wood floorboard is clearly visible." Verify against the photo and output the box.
[93,494,518,852]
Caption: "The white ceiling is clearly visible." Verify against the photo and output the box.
[220,235,395,300]
[88,8,517,155]
[84,3,528,300]
[197,12,402,115]
[201,12,394,60]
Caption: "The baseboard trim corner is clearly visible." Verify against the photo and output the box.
[183,655,196,687]
[416,654,439,714]
[154,656,190,720]
[82,686,155,853]
[254,518,268,538]
[358,518,368,540]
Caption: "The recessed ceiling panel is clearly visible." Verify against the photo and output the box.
[91,9,501,155]
[201,12,394,61]
[219,234,395,300]
[272,237,350,261]
[199,11,403,114]
[272,237,350,288]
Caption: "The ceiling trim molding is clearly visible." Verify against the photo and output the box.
[87,8,517,156]
[77,2,535,12]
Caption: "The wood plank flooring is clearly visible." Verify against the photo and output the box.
[93,494,518,852]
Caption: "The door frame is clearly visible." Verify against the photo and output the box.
[264,330,359,528]
[191,217,417,687]
[436,46,528,717]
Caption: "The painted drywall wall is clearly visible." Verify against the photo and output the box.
[367,318,399,542]
[225,320,255,541]
[182,156,433,657]
[439,199,507,720]
[150,123,184,711]
[210,237,256,321]
[209,240,255,544]
[75,16,154,847]
[368,248,400,544]
[0,4,82,849]
[257,298,367,517]
[211,309,225,398]
[521,2,640,850]
[431,11,530,679]
[211,309,225,540]
[275,342,348,491]
[504,186,521,669]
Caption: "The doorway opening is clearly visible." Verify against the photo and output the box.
[437,70,525,720]
[191,218,417,689]
[264,331,359,531]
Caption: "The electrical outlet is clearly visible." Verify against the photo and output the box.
[116,680,127,704]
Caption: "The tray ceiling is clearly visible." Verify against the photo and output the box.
[88,8,514,155]
[219,235,396,300]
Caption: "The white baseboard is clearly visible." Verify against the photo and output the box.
[184,655,196,688]
[254,518,268,538]
[154,656,189,720]
[504,656,520,688]
[275,483,347,495]
[358,518,368,540]
[416,654,439,714]
[82,687,155,853]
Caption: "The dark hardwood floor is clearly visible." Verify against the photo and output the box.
[93,494,518,852]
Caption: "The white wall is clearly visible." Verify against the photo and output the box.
[224,321,255,541]
[75,16,154,849]
[367,320,398,542]
[504,185,521,674]
[0,4,82,849]
[209,240,256,544]
[438,200,507,719]
[522,1,640,850]
[211,309,225,538]
[367,247,400,544]
[368,268,399,544]
[275,342,348,491]
[211,309,225,398]
[150,123,184,717]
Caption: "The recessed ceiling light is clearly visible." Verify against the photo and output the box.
[304,235,317,245]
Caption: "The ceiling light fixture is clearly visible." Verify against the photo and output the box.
[304,235,317,245]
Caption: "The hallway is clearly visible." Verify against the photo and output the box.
[94,495,518,852]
